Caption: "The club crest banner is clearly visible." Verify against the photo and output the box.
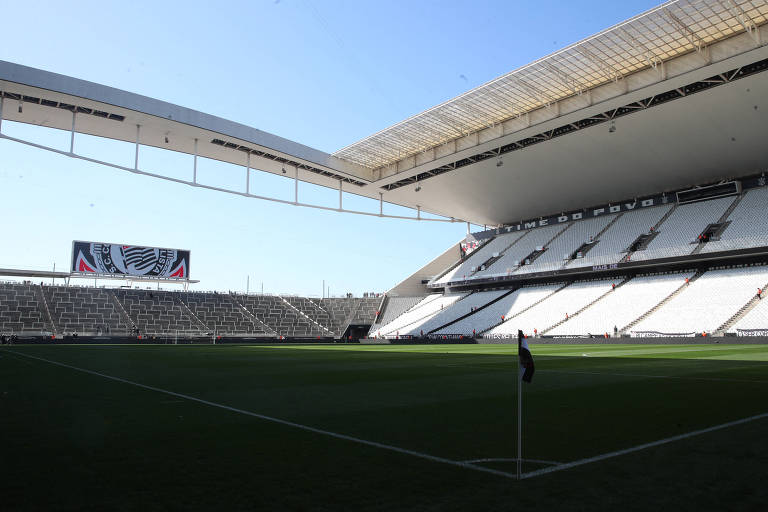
[71,241,189,279]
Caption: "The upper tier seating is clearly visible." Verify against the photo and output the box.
[487,279,616,337]
[512,215,616,274]
[435,283,562,335]
[700,188,768,254]
[0,282,48,333]
[477,224,565,277]
[547,272,694,336]
[402,289,508,335]
[566,205,673,268]
[631,197,734,261]
[436,232,525,284]
[44,285,128,335]
[631,265,768,334]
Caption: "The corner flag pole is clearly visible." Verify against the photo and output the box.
[517,346,522,480]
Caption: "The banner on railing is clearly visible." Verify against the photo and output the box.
[631,331,696,338]
[736,329,768,337]
[71,241,190,279]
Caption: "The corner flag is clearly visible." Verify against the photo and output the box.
[518,329,534,383]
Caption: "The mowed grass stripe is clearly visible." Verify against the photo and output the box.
[3,343,768,510]
[2,349,520,480]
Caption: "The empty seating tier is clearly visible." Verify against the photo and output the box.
[44,285,128,335]
[487,279,616,337]
[0,283,48,334]
[631,266,768,335]
[435,284,562,336]
[547,272,694,337]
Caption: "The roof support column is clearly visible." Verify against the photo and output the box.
[134,124,140,170]
[0,94,4,133]
[69,110,76,154]
[417,205,421,220]
[338,180,343,211]
[246,152,251,194]
[193,138,198,185]
[379,192,383,216]
[294,166,299,205]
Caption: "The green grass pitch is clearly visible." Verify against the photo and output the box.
[1,343,767,511]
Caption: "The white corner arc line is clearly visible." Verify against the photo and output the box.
[4,350,517,480]
[464,457,562,465]
[522,411,768,479]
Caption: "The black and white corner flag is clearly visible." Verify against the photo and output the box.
[518,329,535,383]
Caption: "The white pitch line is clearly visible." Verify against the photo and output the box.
[464,457,562,466]
[3,350,518,480]
[541,369,768,384]
[521,411,768,479]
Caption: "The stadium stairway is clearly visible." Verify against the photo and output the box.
[479,282,571,335]
[108,291,135,331]
[279,296,334,336]
[472,230,533,276]
[176,297,210,333]
[542,277,631,334]
[36,284,57,335]
[228,293,277,336]
[378,292,469,336]
[284,297,334,335]
[371,295,387,325]
[562,213,624,268]
[427,288,516,335]
[340,299,368,336]
[621,203,678,263]
[690,194,743,255]
[714,276,768,335]
[504,222,574,274]
[619,270,703,335]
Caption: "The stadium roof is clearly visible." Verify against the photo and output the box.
[334,0,768,169]
[1,0,767,227]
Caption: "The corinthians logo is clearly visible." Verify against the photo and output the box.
[72,241,188,278]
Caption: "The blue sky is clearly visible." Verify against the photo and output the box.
[0,0,660,296]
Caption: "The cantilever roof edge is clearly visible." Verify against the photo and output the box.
[334,0,768,169]
[0,59,371,179]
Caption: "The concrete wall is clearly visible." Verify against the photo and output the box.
[387,241,462,296]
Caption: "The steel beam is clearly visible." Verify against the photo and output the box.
[134,124,140,170]
[663,7,705,52]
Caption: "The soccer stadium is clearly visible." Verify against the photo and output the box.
[2,1,768,510]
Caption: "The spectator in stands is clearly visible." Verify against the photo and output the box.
[614,325,618,337]
[533,328,537,337]
[612,283,615,290]
[472,329,476,338]
[758,288,763,300]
